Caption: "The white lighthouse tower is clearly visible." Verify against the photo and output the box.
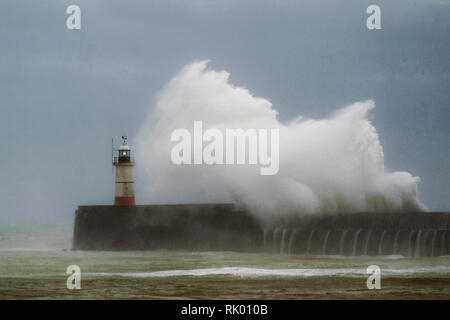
[113,136,135,206]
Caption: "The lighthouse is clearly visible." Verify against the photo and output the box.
[113,136,135,206]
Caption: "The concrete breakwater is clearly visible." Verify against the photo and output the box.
[73,204,261,252]
[72,204,449,256]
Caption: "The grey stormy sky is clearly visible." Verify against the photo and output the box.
[0,0,449,224]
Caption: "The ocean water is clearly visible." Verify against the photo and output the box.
[0,225,449,299]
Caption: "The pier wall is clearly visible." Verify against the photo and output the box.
[73,204,262,251]
[73,205,450,256]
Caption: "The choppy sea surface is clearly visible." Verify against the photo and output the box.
[0,225,449,299]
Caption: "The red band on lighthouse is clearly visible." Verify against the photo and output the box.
[114,197,135,206]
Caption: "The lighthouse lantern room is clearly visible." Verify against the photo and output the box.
[113,136,135,206]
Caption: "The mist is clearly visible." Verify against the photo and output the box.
[135,61,426,220]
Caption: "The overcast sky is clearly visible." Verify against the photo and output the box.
[0,0,449,224]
